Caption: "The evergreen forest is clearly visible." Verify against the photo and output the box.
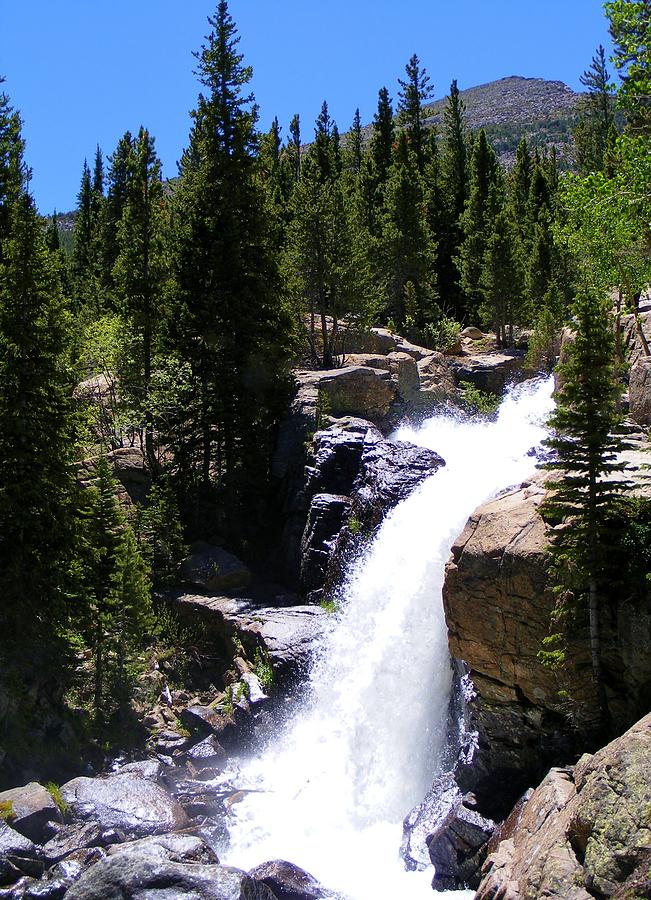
[0,0,650,835]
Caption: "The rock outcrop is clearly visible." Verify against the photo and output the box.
[249,859,333,899]
[449,350,525,395]
[299,419,444,599]
[476,713,651,900]
[443,451,651,819]
[65,841,276,899]
[168,590,327,682]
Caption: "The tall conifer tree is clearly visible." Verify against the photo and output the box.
[542,288,630,725]
[398,54,434,173]
[457,130,500,318]
[113,127,168,473]
[171,1,290,540]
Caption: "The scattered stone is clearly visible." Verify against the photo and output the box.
[65,849,276,900]
[250,859,331,899]
[460,326,484,340]
[180,706,237,745]
[0,783,63,844]
[105,833,219,865]
[184,735,227,770]
[48,847,105,884]
[60,771,189,839]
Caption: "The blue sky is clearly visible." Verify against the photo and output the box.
[1,1,614,213]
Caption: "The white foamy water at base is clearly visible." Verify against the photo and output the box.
[220,377,554,900]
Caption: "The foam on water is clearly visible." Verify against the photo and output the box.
[219,377,554,900]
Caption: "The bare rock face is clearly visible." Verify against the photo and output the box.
[628,356,651,426]
[449,350,524,395]
[620,308,651,367]
[477,714,651,900]
[443,477,584,816]
[316,365,398,421]
[443,466,651,819]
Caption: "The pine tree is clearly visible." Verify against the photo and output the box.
[0,77,26,255]
[286,110,372,368]
[358,86,395,234]
[398,54,434,173]
[542,287,630,725]
[457,130,500,318]
[80,455,152,722]
[605,0,651,135]
[508,137,532,246]
[171,1,291,541]
[287,113,301,183]
[345,107,363,175]
[102,131,134,288]
[0,195,77,645]
[439,80,468,316]
[442,80,468,224]
[112,127,168,473]
[378,131,437,329]
[479,202,524,347]
[72,152,106,314]
[574,46,616,174]
[73,161,93,282]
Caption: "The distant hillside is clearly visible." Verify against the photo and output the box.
[424,75,582,167]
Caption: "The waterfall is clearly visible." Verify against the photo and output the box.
[220,376,554,899]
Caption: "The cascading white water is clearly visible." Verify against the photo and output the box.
[220,377,555,900]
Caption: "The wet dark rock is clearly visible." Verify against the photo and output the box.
[401,772,495,890]
[0,821,43,885]
[65,848,276,899]
[427,801,495,891]
[305,419,377,497]
[300,493,351,593]
[0,784,63,844]
[353,435,444,528]
[298,419,445,597]
[250,859,330,899]
[401,772,461,871]
[60,771,189,839]
[48,847,105,883]
[22,880,69,899]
